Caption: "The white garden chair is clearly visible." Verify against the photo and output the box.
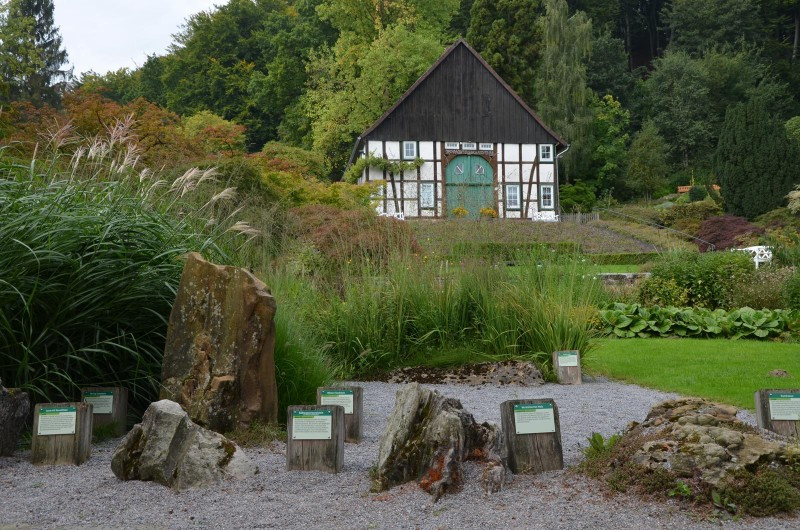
[732,245,773,269]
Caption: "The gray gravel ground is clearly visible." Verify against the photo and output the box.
[1,379,797,529]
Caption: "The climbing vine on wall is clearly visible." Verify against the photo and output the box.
[343,155,424,183]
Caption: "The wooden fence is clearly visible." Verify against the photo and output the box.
[559,212,600,224]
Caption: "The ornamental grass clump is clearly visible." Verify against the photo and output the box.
[0,124,241,415]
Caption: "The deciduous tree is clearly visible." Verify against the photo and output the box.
[627,120,668,201]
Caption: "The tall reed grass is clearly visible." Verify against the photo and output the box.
[298,250,602,377]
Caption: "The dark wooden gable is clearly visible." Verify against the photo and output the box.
[360,39,566,146]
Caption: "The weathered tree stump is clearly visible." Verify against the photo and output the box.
[501,399,563,474]
[552,350,581,385]
[317,386,363,443]
[31,402,93,465]
[754,389,800,437]
[286,405,344,473]
[0,383,30,456]
[82,387,128,436]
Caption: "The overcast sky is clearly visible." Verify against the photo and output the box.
[54,0,223,76]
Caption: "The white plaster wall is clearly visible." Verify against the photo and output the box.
[385,141,400,159]
[506,210,521,219]
[504,164,520,182]
[503,143,519,162]
[419,141,434,160]
[540,164,555,183]
[367,141,382,156]
[368,166,383,181]
[521,163,534,180]
[421,209,435,217]
[405,201,419,217]
[403,182,418,199]
[419,162,435,180]
[521,144,536,161]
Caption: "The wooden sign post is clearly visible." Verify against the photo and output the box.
[501,399,563,474]
[32,402,93,465]
[754,389,800,437]
[81,387,128,436]
[286,405,344,473]
[317,386,363,443]
[552,350,581,385]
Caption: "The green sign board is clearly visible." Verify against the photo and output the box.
[513,403,556,435]
[292,410,332,440]
[768,393,800,421]
[320,389,354,414]
[84,391,114,414]
[557,351,579,368]
[38,406,77,436]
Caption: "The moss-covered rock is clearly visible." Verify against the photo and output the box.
[582,397,800,517]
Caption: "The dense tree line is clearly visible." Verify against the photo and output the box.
[1,0,800,216]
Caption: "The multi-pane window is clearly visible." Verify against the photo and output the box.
[479,143,493,151]
[420,183,434,208]
[506,185,520,210]
[475,165,485,175]
[402,141,416,159]
[445,141,460,150]
[455,164,464,174]
[539,144,553,162]
[462,142,477,151]
[540,185,554,209]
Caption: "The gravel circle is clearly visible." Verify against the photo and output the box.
[1,380,796,529]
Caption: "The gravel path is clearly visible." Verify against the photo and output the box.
[1,380,796,529]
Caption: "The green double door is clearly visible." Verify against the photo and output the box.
[445,155,494,219]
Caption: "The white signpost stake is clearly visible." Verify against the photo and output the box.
[501,399,564,474]
[286,405,344,473]
[552,350,582,385]
[31,402,93,465]
[317,386,363,443]
[81,387,128,436]
[755,389,800,437]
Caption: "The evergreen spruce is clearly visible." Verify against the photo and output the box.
[714,100,800,219]
[0,0,70,106]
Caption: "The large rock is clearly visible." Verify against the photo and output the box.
[0,379,30,457]
[161,252,277,433]
[376,383,508,500]
[626,398,800,486]
[111,400,256,490]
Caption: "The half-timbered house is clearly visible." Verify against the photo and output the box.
[347,39,568,220]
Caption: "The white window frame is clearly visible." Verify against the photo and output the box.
[420,182,435,208]
[539,144,553,162]
[445,141,460,150]
[462,142,477,151]
[540,185,554,209]
[505,185,521,210]
[479,142,493,151]
[402,141,417,160]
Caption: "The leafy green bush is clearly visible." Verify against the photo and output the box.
[641,251,754,309]
[658,200,722,227]
[638,277,689,307]
[688,185,706,202]
[787,271,800,310]
[598,303,799,339]
[727,266,796,310]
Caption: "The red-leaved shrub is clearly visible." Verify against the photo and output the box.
[695,215,763,251]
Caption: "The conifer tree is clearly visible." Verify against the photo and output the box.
[0,0,70,105]
[714,100,800,219]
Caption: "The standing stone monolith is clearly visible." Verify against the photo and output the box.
[0,379,30,457]
[161,253,278,433]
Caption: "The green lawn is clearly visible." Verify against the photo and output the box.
[587,338,800,409]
